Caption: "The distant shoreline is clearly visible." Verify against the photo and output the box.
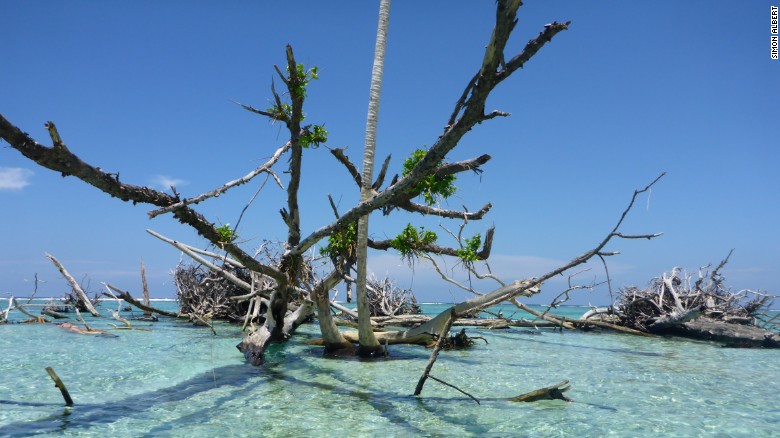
[3,298,775,311]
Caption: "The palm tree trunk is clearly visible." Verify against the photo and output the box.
[356,0,391,355]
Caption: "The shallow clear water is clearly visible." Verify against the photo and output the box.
[1,301,778,437]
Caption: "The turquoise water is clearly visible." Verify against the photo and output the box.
[1,301,778,437]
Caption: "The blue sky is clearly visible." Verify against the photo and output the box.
[2,1,778,305]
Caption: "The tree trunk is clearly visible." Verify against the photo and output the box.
[237,297,313,365]
[355,0,391,356]
[313,271,353,351]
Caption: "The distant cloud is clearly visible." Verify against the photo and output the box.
[0,167,33,190]
[151,175,188,190]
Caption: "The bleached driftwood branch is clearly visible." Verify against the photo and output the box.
[45,253,100,317]
[146,229,255,293]
[104,283,181,318]
[148,140,291,218]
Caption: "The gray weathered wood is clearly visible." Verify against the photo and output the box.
[46,253,100,317]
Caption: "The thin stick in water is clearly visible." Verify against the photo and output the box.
[45,367,74,406]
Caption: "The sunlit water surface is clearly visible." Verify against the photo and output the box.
[1,301,778,437]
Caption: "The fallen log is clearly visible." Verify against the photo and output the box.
[59,322,110,336]
[510,380,573,402]
[657,317,780,348]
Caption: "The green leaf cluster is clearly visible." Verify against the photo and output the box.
[265,102,292,121]
[320,222,357,259]
[289,63,319,99]
[216,223,237,246]
[264,63,318,121]
[390,223,438,258]
[402,148,456,206]
[300,125,328,149]
[457,233,482,263]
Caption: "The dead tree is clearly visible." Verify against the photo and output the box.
[0,2,660,365]
[45,253,100,317]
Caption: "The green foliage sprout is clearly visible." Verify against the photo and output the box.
[300,125,328,149]
[265,102,293,122]
[288,63,319,99]
[321,222,358,259]
[216,223,237,247]
[402,148,456,206]
[390,223,438,259]
[457,233,482,263]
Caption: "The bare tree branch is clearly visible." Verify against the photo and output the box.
[149,140,291,218]
[397,201,492,220]
[146,229,257,293]
[329,147,362,189]
[433,154,491,178]
[421,254,485,296]
[232,100,284,121]
[0,114,287,283]
[372,154,392,190]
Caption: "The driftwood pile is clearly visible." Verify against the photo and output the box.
[174,263,252,322]
[365,276,420,317]
[614,257,779,347]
